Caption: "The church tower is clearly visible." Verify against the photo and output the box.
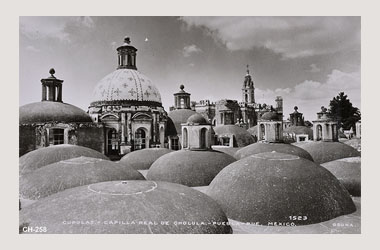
[242,65,255,104]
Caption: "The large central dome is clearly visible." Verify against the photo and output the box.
[91,69,161,105]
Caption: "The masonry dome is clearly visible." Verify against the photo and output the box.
[20,156,145,200]
[167,109,197,135]
[214,125,254,147]
[207,152,356,225]
[119,148,174,170]
[186,113,208,125]
[20,180,232,234]
[260,111,279,121]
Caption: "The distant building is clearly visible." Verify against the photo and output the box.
[257,111,283,143]
[289,106,304,126]
[312,106,338,142]
[355,120,361,138]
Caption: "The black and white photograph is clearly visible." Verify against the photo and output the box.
[17,15,363,235]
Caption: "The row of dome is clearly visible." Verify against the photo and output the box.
[20,139,360,233]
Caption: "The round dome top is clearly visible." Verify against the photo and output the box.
[260,111,279,121]
[283,126,313,137]
[119,148,174,170]
[293,141,361,164]
[20,180,232,234]
[20,156,145,200]
[147,150,236,187]
[19,144,108,175]
[214,125,254,147]
[19,102,92,124]
[321,157,361,197]
[168,109,197,134]
[207,152,356,225]
[91,69,161,105]
[186,113,208,125]
[235,142,313,161]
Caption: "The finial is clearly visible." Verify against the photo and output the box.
[124,36,131,44]
[294,106,298,111]
[180,84,184,90]
[321,106,327,112]
[49,68,55,76]
[246,64,250,74]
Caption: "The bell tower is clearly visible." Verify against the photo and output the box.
[242,65,255,104]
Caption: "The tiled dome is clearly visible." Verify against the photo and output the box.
[91,69,161,105]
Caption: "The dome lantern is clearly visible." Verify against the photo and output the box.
[41,68,64,102]
[117,36,138,70]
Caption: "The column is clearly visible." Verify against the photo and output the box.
[121,113,126,145]
[58,85,62,102]
[127,113,132,144]
[42,85,47,101]
[152,113,157,142]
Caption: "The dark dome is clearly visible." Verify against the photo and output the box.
[20,180,232,234]
[20,156,145,200]
[235,142,313,161]
[260,111,279,121]
[321,157,361,196]
[19,101,92,124]
[214,125,254,147]
[19,144,108,175]
[186,113,208,125]
[168,109,197,135]
[207,152,356,225]
[283,126,313,139]
[147,150,236,187]
[119,148,174,170]
[293,141,360,164]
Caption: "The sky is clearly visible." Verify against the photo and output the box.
[19,16,361,121]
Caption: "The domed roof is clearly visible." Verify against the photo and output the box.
[235,142,313,161]
[91,69,161,105]
[20,180,232,234]
[293,141,361,164]
[19,101,92,124]
[20,156,145,200]
[168,109,197,135]
[260,111,279,121]
[207,152,356,225]
[283,126,313,138]
[321,157,361,196]
[119,148,174,170]
[147,150,236,187]
[186,113,208,125]
[214,125,254,147]
[19,144,108,175]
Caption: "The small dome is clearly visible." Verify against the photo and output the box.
[260,111,279,121]
[214,125,254,147]
[20,180,232,234]
[283,126,313,138]
[119,148,174,170]
[91,69,161,105]
[168,109,197,135]
[235,142,313,161]
[186,113,208,125]
[207,152,356,225]
[19,145,108,175]
[19,102,92,124]
[147,150,236,187]
[20,157,145,200]
[321,157,361,196]
[293,141,360,164]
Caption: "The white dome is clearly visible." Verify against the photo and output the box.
[92,69,161,104]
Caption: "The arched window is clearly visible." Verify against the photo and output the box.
[180,98,185,108]
[316,124,323,141]
[107,129,119,154]
[134,128,146,150]
[260,124,265,141]
[183,128,188,149]
[200,128,207,149]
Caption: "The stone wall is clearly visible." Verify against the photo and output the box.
[77,126,105,154]
[19,125,36,156]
